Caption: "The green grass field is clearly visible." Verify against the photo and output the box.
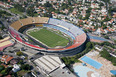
[27,28,69,48]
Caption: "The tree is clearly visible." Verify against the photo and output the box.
[21,64,31,70]
[44,2,52,7]
[86,8,92,13]
[0,36,3,39]
[112,58,116,65]
[84,13,90,19]
[43,13,52,18]
[99,3,104,6]
[61,3,68,10]
[0,69,7,75]
[16,51,23,56]
[1,0,8,2]
[0,65,4,72]
[100,48,116,66]
[114,40,116,44]
[111,75,116,77]
[27,6,35,16]
[104,35,109,39]
[13,4,25,12]
[86,42,93,49]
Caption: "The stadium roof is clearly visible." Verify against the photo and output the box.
[34,55,63,74]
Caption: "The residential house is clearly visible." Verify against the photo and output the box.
[1,55,13,64]
[12,64,20,72]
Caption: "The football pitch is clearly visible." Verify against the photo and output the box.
[27,28,69,48]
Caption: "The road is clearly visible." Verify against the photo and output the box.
[0,8,46,77]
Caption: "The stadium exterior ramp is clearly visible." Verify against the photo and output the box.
[9,17,87,56]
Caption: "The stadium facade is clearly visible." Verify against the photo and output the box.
[8,17,87,55]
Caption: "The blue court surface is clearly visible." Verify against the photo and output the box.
[73,66,95,77]
[110,70,116,75]
[88,34,108,41]
[81,56,102,69]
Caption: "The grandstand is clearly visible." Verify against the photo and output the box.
[48,18,84,36]
[9,17,87,55]
[10,17,49,31]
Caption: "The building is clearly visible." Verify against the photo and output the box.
[0,1,13,8]
[9,17,87,56]
[34,55,76,77]
[10,58,18,65]
[1,55,13,64]
[12,64,20,72]
[38,0,64,5]
[0,36,15,51]
[95,45,103,51]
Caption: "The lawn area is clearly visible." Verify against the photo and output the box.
[27,28,69,48]
[9,8,22,15]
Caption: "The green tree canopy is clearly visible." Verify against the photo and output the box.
[44,2,52,7]
[0,65,4,72]
[21,64,31,70]
[16,51,23,56]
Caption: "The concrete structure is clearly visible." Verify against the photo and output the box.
[9,17,87,55]
[34,55,76,77]
[34,55,63,74]
[12,64,20,72]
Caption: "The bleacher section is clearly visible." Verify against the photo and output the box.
[10,20,22,31]
[57,25,69,30]
[48,18,84,36]
[43,24,75,40]
[20,18,33,26]
[10,17,49,31]
[34,17,49,23]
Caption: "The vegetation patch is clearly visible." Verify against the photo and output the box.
[9,8,22,15]
[100,48,116,66]
[62,42,94,71]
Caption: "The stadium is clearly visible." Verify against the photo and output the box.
[8,17,87,55]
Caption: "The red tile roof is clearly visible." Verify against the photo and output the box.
[6,56,13,63]
[106,28,110,32]
[92,29,96,31]
[2,55,8,58]
[113,14,116,18]
[1,55,8,62]
[111,29,115,31]
[5,75,12,77]
[1,55,13,64]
